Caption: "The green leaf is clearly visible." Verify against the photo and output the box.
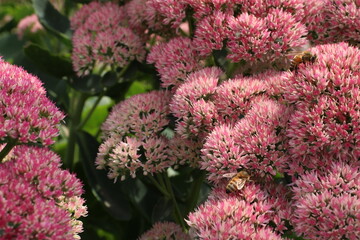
[151,197,173,223]
[70,74,103,95]
[24,43,73,77]
[32,0,71,41]
[77,131,132,221]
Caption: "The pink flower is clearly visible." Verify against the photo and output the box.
[214,73,269,124]
[147,37,203,90]
[201,97,291,182]
[200,124,244,183]
[168,135,203,167]
[71,2,145,76]
[281,43,360,176]
[233,98,291,176]
[17,14,43,39]
[240,0,305,21]
[227,13,271,62]
[145,0,187,29]
[70,1,102,30]
[101,90,171,141]
[193,11,230,56]
[0,146,87,239]
[0,60,64,145]
[124,0,149,38]
[184,0,235,20]
[170,67,223,140]
[138,221,190,240]
[291,163,360,240]
[265,9,308,60]
[186,181,289,239]
[303,0,360,44]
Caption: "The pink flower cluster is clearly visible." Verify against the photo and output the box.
[303,0,360,44]
[17,14,43,39]
[0,59,64,145]
[147,37,204,90]
[281,42,360,176]
[138,221,190,240]
[71,1,145,76]
[187,181,292,239]
[96,91,178,180]
[0,146,87,239]
[291,163,360,239]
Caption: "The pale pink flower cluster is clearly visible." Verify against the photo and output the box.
[168,135,203,167]
[138,221,190,240]
[0,59,65,145]
[147,37,204,90]
[187,181,292,239]
[17,14,43,39]
[96,91,177,180]
[291,163,360,240]
[71,1,145,76]
[281,43,360,176]
[0,146,87,239]
[303,0,360,44]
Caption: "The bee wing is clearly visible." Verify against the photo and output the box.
[223,172,237,178]
[234,178,247,191]
[287,42,312,56]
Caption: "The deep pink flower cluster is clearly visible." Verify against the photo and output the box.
[303,0,360,44]
[291,163,360,239]
[71,1,145,76]
[17,14,43,39]
[0,59,64,145]
[280,43,360,176]
[138,221,190,240]
[147,37,204,90]
[96,91,177,180]
[187,181,292,239]
[0,146,87,239]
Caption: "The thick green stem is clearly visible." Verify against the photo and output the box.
[163,173,187,231]
[0,139,17,163]
[64,92,87,169]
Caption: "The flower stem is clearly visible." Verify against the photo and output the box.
[163,173,187,231]
[77,93,104,130]
[147,174,170,198]
[64,91,87,169]
[0,138,17,163]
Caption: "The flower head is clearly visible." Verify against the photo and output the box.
[17,14,43,39]
[138,221,190,240]
[170,67,223,140]
[147,37,203,90]
[71,2,145,76]
[291,163,360,240]
[0,146,87,239]
[186,181,290,239]
[281,43,360,175]
[101,90,171,141]
[0,60,64,145]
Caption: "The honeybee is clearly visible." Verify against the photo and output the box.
[289,51,317,71]
[223,170,251,194]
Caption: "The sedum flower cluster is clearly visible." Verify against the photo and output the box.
[0,146,87,239]
[88,0,360,238]
[0,59,87,239]
[0,59,64,145]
